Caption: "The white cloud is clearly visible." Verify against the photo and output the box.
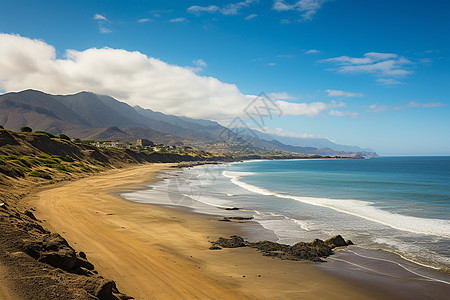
[93,13,111,34]
[376,78,401,85]
[138,18,151,23]
[421,102,445,108]
[268,62,277,66]
[245,13,258,20]
[325,89,363,97]
[369,101,445,112]
[99,27,112,34]
[187,59,207,72]
[269,92,294,100]
[305,49,320,54]
[320,52,414,84]
[329,110,359,118]
[0,34,354,123]
[0,34,252,121]
[276,100,344,116]
[188,0,258,16]
[187,5,220,14]
[261,127,320,138]
[367,104,388,112]
[194,59,207,67]
[169,17,186,23]
[150,9,173,18]
[405,101,445,108]
[273,0,327,21]
[94,14,108,21]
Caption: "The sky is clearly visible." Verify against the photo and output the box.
[0,0,449,155]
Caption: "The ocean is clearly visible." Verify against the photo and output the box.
[122,156,450,277]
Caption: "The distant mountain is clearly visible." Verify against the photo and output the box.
[54,92,140,128]
[0,89,377,157]
[238,127,374,153]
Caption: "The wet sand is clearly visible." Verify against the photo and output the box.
[25,163,405,299]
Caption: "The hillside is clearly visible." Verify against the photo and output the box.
[0,89,377,157]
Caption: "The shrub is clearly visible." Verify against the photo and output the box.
[20,126,32,133]
[28,170,52,180]
[0,165,24,178]
[51,163,72,173]
[34,131,55,138]
[57,133,70,140]
[64,155,74,162]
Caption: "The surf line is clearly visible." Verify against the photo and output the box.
[223,171,450,238]
[343,249,449,285]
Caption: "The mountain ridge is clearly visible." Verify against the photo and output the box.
[0,89,377,157]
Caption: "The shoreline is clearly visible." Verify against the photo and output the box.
[124,162,450,298]
[25,163,398,299]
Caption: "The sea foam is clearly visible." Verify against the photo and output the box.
[223,171,450,238]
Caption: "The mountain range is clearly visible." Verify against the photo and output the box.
[0,90,377,157]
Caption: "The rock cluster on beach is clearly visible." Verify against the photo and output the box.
[0,202,130,300]
[210,235,353,262]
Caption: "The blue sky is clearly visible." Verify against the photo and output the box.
[0,0,449,155]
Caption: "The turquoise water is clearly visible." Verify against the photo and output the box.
[123,157,450,272]
[220,157,450,270]
[229,157,450,221]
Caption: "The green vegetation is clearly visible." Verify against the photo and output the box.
[28,170,52,180]
[34,131,56,138]
[64,155,74,162]
[20,126,33,133]
[57,133,70,140]
[0,154,82,179]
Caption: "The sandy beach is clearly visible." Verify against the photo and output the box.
[24,163,397,299]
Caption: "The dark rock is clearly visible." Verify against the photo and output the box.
[95,280,117,300]
[209,246,222,250]
[227,217,253,221]
[225,207,240,210]
[211,235,351,262]
[24,210,38,221]
[22,233,78,271]
[0,202,8,210]
[324,235,348,248]
[79,251,87,259]
[38,248,77,271]
[213,235,246,248]
[249,239,333,262]
[219,217,253,222]
[72,266,94,276]
[75,256,95,270]
[346,240,354,245]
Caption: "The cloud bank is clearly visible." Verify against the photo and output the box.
[325,89,363,97]
[320,52,414,84]
[188,0,258,16]
[273,0,327,21]
[0,34,340,121]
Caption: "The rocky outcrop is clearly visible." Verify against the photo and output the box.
[218,216,253,222]
[324,235,353,248]
[0,202,131,300]
[213,235,246,248]
[211,235,353,262]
